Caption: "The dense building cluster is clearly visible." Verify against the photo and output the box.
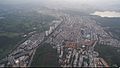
[48,15,109,67]
[0,9,119,67]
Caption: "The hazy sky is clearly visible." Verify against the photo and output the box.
[1,0,120,5]
[0,0,120,4]
[0,0,120,10]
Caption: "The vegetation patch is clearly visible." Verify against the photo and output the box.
[31,43,59,67]
[95,44,120,67]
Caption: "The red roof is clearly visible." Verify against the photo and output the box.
[81,40,95,46]
[65,42,77,49]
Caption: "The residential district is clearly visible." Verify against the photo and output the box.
[0,9,120,67]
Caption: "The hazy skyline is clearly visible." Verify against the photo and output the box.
[0,0,120,11]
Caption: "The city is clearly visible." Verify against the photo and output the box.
[0,10,120,67]
[0,0,120,67]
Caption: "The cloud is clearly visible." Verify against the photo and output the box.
[91,11,120,17]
